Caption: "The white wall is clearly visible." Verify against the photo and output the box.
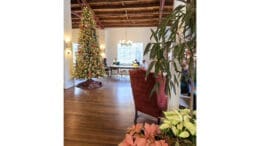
[71,29,80,43]
[72,27,156,65]
[64,0,73,89]
[104,27,156,65]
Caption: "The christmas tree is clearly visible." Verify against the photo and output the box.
[73,7,105,89]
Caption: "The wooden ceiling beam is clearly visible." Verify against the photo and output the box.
[73,15,169,22]
[85,0,139,3]
[100,15,167,20]
[72,6,172,12]
[71,0,134,4]
[102,21,159,25]
[72,0,173,8]
[90,2,172,10]
[95,11,171,16]
[100,9,170,14]
[85,0,171,4]
[100,18,159,23]
[72,19,159,26]
[72,24,159,29]
[71,12,171,19]
[71,0,174,28]
[96,12,170,17]
[104,24,159,27]
[73,20,159,24]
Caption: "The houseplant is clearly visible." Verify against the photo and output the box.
[119,109,196,146]
[160,109,196,146]
[144,0,196,110]
[118,123,168,146]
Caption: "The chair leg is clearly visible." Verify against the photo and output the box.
[157,118,161,125]
[134,110,138,124]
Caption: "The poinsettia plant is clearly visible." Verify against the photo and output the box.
[160,109,196,145]
[119,109,196,146]
[119,123,168,146]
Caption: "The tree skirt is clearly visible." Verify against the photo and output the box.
[76,79,102,90]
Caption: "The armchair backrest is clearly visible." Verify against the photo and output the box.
[129,69,167,118]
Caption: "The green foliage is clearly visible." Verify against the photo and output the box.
[73,7,105,79]
[144,0,196,96]
[160,109,196,145]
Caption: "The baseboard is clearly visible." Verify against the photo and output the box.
[64,80,74,89]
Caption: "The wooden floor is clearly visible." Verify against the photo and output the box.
[64,77,158,146]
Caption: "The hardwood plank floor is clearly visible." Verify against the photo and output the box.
[64,77,157,146]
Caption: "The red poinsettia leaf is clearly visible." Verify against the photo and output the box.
[135,123,143,133]
[125,134,134,145]
[134,137,146,146]
[144,123,159,138]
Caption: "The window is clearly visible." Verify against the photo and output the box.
[117,43,143,64]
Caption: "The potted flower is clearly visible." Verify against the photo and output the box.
[160,109,196,146]
[118,109,196,146]
[119,123,168,146]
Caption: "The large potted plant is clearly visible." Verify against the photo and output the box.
[118,109,196,146]
[144,0,196,111]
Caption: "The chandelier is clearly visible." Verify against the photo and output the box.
[119,40,133,46]
[119,28,133,46]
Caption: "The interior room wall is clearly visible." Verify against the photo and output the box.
[64,0,73,89]
[71,29,80,43]
[72,27,156,66]
[104,27,156,65]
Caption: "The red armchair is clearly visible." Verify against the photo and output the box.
[129,69,168,124]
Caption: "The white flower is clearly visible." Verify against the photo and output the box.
[179,131,190,138]
[160,123,170,129]
[171,126,178,135]
[184,121,196,136]
[161,109,196,138]
[177,123,183,130]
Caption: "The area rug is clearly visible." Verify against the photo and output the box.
[76,79,102,90]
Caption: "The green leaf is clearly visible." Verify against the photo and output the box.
[144,43,152,55]
[146,61,156,78]
[154,61,160,75]
[149,43,158,59]
[151,29,158,42]
[149,82,159,98]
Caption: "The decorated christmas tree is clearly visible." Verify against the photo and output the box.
[73,7,105,89]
